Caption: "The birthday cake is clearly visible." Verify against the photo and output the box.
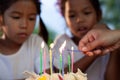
[24,69,87,80]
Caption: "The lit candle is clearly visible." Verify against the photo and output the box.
[59,40,66,76]
[40,42,44,75]
[50,43,54,75]
[71,46,74,72]
[49,49,52,75]
[43,46,46,74]
[59,54,62,74]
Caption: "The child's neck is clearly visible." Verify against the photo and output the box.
[0,38,22,55]
[72,36,80,46]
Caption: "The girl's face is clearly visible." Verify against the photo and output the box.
[2,0,37,44]
[65,0,99,39]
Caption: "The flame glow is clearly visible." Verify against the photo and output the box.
[50,43,54,49]
[59,40,66,53]
[41,41,45,48]
[71,46,74,51]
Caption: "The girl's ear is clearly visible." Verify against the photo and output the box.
[0,16,2,32]
[0,16,3,26]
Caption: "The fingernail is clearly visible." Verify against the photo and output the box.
[82,47,88,51]
[87,52,93,56]
[104,49,110,53]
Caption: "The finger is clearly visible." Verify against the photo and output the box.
[79,32,96,51]
[85,52,94,56]
[80,33,95,45]
[102,45,116,54]
[85,49,102,56]
[103,46,117,53]
[79,37,89,50]
[93,49,102,55]
[103,49,110,55]
[88,34,95,42]
[82,39,102,52]
[82,51,93,56]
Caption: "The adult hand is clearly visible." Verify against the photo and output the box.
[79,26,120,56]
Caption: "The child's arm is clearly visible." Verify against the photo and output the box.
[64,55,99,73]
[104,50,120,80]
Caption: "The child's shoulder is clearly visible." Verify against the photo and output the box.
[28,34,43,41]
[29,34,43,39]
[53,33,72,46]
[26,34,44,45]
[54,33,70,41]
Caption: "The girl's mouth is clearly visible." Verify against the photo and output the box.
[78,27,88,33]
[18,33,28,38]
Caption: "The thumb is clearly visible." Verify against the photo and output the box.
[81,39,102,52]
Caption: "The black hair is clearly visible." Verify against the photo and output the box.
[60,0,102,18]
[0,0,40,15]
[0,0,48,43]
[39,18,48,43]
[39,1,48,43]
[90,0,102,19]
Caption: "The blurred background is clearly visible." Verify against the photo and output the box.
[37,0,120,45]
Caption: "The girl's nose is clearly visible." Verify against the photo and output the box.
[20,19,28,29]
[76,15,84,23]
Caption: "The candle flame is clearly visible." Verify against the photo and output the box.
[41,41,44,48]
[71,46,74,51]
[50,43,54,49]
[59,40,66,53]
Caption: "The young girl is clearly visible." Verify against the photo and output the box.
[53,0,109,80]
[0,0,49,79]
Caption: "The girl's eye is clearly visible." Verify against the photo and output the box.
[29,17,36,21]
[69,14,76,18]
[29,16,36,21]
[84,12,92,15]
[11,16,20,19]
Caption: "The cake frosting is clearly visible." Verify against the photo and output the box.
[24,69,87,80]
